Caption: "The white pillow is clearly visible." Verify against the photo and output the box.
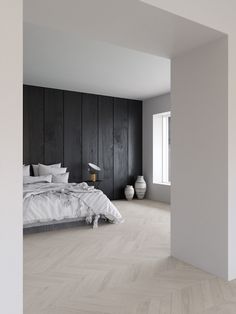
[32,163,61,176]
[23,175,52,184]
[52,172,69,183]
[23,165,30,177]
[38,164,67,176]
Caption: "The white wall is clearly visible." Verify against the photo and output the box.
[0,1,22,313]
[143,93,171,203]
[228,37,236,281]
[142,0,236,281]
[171,37,228,279]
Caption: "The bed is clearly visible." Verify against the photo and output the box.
[23,181,123,233]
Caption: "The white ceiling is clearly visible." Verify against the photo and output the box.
[23,0,224,100]
[24,23,170,100]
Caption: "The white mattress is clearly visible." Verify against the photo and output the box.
[23,182,123,227]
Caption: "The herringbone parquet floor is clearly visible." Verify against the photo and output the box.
[24,200,236,314]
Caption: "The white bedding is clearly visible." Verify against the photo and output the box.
[23,182,123,228]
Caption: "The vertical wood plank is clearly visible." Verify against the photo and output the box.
[128,100,143,185]
[23,85,44,165]
[23,85,30,165]
[114,98,128,199]
[64,91,82,183]
[98,96,114,199]
[44,88,63,164]
[82,93,98,180]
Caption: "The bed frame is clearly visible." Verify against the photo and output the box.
[23,218,86,234]
[23,216,107,234]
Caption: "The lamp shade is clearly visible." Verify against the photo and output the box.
[88,163,101,172]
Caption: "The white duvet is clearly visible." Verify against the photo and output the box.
[23,182,123,228]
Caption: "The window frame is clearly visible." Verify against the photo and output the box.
[153,111,171,186]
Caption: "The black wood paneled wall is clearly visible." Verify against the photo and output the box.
[23,85,142,200]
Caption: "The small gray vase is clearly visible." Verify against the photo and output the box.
[125,185,134,200]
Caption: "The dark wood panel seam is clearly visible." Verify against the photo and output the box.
[97,96,99,172]
[113,97,115,200]
[127,100,129,184]
[62,91,65,166]
[81,93,83,180]
[79,94,83,180]
[43,87,45,164]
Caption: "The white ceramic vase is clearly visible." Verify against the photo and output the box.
[124,185,134,200]
[135,176,146,199]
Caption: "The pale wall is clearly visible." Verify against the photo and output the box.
[143,93,171,203]
[171,37,228,279]
[142,0,236,281]
[0,0,22,313]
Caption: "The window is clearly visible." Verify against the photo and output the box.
[153,111,171,185]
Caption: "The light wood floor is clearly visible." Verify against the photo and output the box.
[24,200,236,314]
